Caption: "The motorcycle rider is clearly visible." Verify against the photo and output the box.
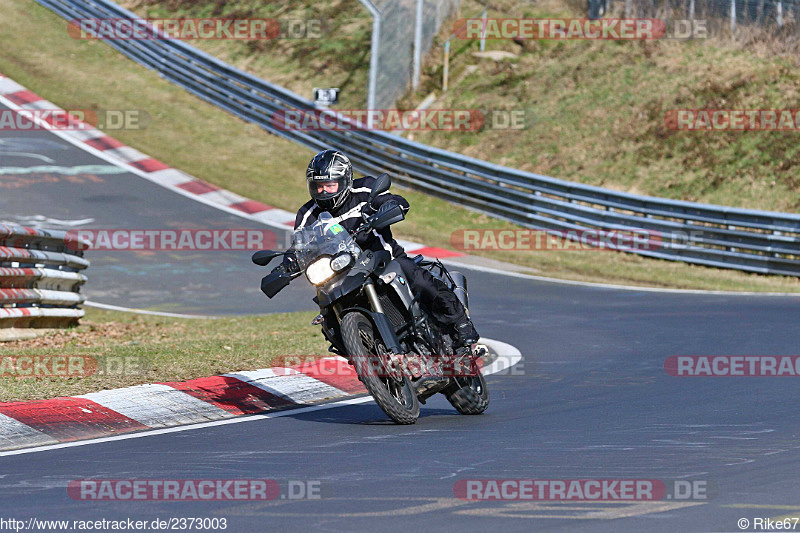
[276,149,479,353]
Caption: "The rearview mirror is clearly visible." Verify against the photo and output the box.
[368,173,391,204]
[252,250,283,266]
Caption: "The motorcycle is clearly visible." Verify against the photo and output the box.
[252,174,489,424]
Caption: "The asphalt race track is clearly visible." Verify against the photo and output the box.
[0,102,314,315]
[2,104,800,532]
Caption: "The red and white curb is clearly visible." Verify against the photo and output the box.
[0,72,463,260]
[0,340,521,452]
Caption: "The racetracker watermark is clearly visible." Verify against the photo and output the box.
[271,354,533,379]
[665,356,800,376]
[67,479,321,501]
[274,355,467,379]
[64,229,278,251]
[270,109,529,131]
[0,109,150,131]
[453,479,712,501]
[269,353,525,378]
[448,229,711,252]
[0,355,94,378]
[666,109,800,131]
[67,18,323,40]
[454,18,665,40]
[0,355,145,378]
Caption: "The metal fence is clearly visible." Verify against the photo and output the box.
[590,0,800,29]
[361,0,459,108]
[0,224,88,336]
[34,0,800,276]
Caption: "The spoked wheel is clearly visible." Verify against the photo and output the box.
[341,312,420,424]
[446,371,490,415]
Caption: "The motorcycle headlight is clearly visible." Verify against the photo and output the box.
[330,252,353,272]
[306,257,335,285]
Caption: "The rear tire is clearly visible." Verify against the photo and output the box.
[341,312,420,424]
[446,372,489,415]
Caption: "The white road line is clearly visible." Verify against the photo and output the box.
[443,259,800,297]
[480,339,522,375]
[84,301,218,319]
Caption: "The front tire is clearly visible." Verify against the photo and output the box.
[341,312,420,424]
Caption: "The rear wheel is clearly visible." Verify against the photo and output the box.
[341,312,420,424]
[446,372,489,415]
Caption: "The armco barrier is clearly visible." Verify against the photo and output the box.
[32,0,800,276]
[0,224,88,332]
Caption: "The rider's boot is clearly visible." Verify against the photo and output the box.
[453,317,479,355]
[449,318,480,380]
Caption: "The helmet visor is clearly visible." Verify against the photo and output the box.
[308,178,346,202]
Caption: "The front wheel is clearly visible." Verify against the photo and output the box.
[341,312,420,424]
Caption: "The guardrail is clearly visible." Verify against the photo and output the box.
[35,0,800,276]
[0,224,88,333]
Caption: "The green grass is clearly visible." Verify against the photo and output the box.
[0,308,328,402]
[119,0,373,109]
[403,0,800,212]
[1,0,799,293]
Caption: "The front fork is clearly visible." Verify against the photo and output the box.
[363,279,384,314]
[364,279,424,378]
[327,279,383,320]
[363,279,408,369]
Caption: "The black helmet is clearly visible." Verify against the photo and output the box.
[306,150,353,211]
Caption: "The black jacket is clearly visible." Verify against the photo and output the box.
[293,176,410,259]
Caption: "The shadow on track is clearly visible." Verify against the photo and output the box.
[285,402,461,426]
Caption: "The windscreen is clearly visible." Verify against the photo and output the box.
[292,213,361,270]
